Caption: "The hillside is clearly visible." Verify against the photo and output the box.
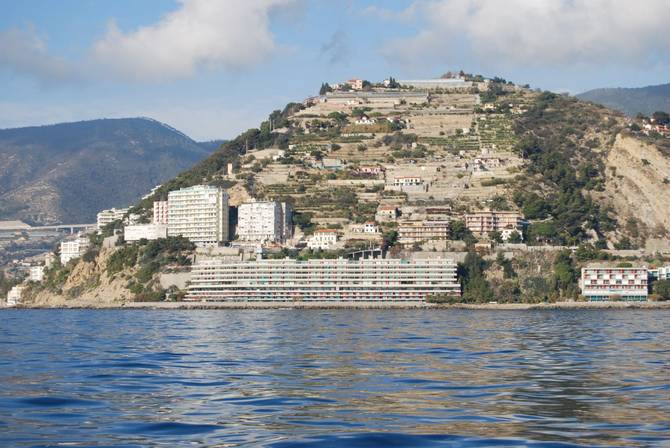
[21,76,670,305]
[577,83,670,116]
[0,118,216,224]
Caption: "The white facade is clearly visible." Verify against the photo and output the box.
[124,224,168,242]
[393,177,423,187]
[29,266,44,282]
[97,208,129,230]
[167,185,229,246]
[351,222,380,234]
[186,257,460,302]
[60,236,90,264]
[580,267,648,301]
[398,79,472,89]
[237,201,293,244]
[6,285,25,306]
[307,230,338,250]
[153,200,169,225]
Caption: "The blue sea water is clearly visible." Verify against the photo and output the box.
[0,309,669,447]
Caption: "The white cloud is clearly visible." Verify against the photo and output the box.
[384,0,670,68]
[0,0,297,83]
[91,0,296,81]
[0,27,78,83]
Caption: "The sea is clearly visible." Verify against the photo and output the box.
[0,309,669,447]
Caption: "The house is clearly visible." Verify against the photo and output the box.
[355,115,376,125]
[392,176,422,187]
[357,165,385,175]
[350,222,380,234]
[376,206,399,222]
[320,158,344,171]
[347,79,364,90]
[307,230,339,250]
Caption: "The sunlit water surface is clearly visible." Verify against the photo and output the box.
[1,309,669,446]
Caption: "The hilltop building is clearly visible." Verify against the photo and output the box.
[97,207,129,230]
[580,267,648,301]
[237,200,293,244]
[167,185,229,247]
[347,78,364,90]
[186,257,460,302]
[60,235,90,264]
[398,78,472,89]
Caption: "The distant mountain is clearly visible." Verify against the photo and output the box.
[577,83,670,116]
[0,118,217,225]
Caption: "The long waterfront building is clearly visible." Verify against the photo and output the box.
[186,257,460,301]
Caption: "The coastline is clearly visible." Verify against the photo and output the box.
[5,300,670,310]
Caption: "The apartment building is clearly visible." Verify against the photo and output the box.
[237,200,293,244]
[167,185,229,247]
[398,220,450,244]
[97,207,129,230]
[153,200,169,225]
[60,235,90,264]
[465,211,524,236]
[649,266,670,281]
[124,224,168,242]
[393,176,423,187]
[186,257,460,302]
[580,267,649,301]
[307,229,338,250]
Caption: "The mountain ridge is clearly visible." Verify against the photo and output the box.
[0,117,218,224]
[577,82,670,116]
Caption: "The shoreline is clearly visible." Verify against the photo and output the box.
[5,300,670,310]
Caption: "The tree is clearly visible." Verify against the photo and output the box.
[488,231,503,244]
[654,280,670,300]
[552,250,577,297]
[319,83,332,95]
[507,231,522,243]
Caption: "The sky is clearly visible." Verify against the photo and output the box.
[1,0,669,140]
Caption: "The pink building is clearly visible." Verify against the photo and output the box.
[153,200,169,225]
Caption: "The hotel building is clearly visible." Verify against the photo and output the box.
[237,200,293,243]
[6,285,25,306]
[580,267,649,301]
[60,235,90,264]
[167,185,229,246]
[399,220,450,244]
[186,257,460,301]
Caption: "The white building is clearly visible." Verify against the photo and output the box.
[307,229,339,250]
[60,236,90,264]
[124,224,168,242]
[167,185,229,246]
[355,115,376,125]
[351,222,380,234]
[237,201,293,244]
[580,267,648,301]
[6,285,25,306]
[186,257,460,302]
[97,207,129,230]
[153,200,169,225]
[398,78,472,89]
[29,265,44,282]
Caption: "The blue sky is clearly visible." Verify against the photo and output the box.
[1,0,669,140]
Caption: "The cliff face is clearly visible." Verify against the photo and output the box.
[28,247,134,307]
[599,134,670,251]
